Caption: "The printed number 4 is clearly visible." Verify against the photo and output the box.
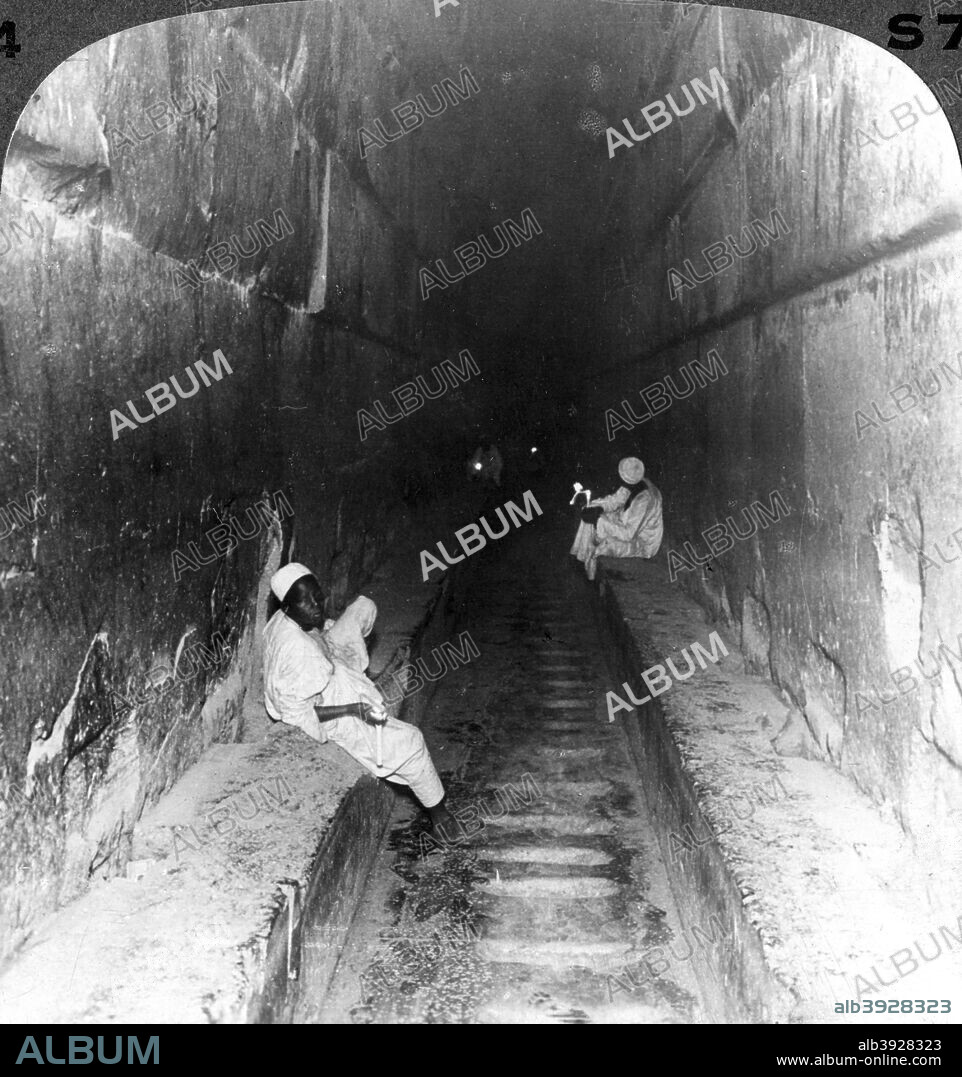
[0,21,19,57]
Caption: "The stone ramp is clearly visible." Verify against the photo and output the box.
[0,547,457,1024]
[594,555,962,1023]
[318,538,705,1024]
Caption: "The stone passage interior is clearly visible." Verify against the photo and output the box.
[0,0,960,1015]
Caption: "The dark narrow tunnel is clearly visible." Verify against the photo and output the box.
[1,0,961,1029]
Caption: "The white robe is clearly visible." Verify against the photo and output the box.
[263,597,444,807]
[570,481,664,581]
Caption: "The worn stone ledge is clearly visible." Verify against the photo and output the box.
[593,556,961,1024]
[0,550,457,1024]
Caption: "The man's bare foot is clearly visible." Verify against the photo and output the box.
[427,803,460,843]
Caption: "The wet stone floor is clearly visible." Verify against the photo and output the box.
[319,522,709,1024]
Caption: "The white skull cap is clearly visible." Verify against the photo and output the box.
[270,562,314,602]
[618,457,645,484]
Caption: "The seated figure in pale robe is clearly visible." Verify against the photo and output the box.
[570,457,663,581]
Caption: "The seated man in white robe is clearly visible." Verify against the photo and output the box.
[570,456,664,581]
[263,562,454,832]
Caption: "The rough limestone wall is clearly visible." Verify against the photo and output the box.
[0,1,487,963]
[589,11,962,876]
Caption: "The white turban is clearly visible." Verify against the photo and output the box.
[270,562,314,602]
[618,457,645,484]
